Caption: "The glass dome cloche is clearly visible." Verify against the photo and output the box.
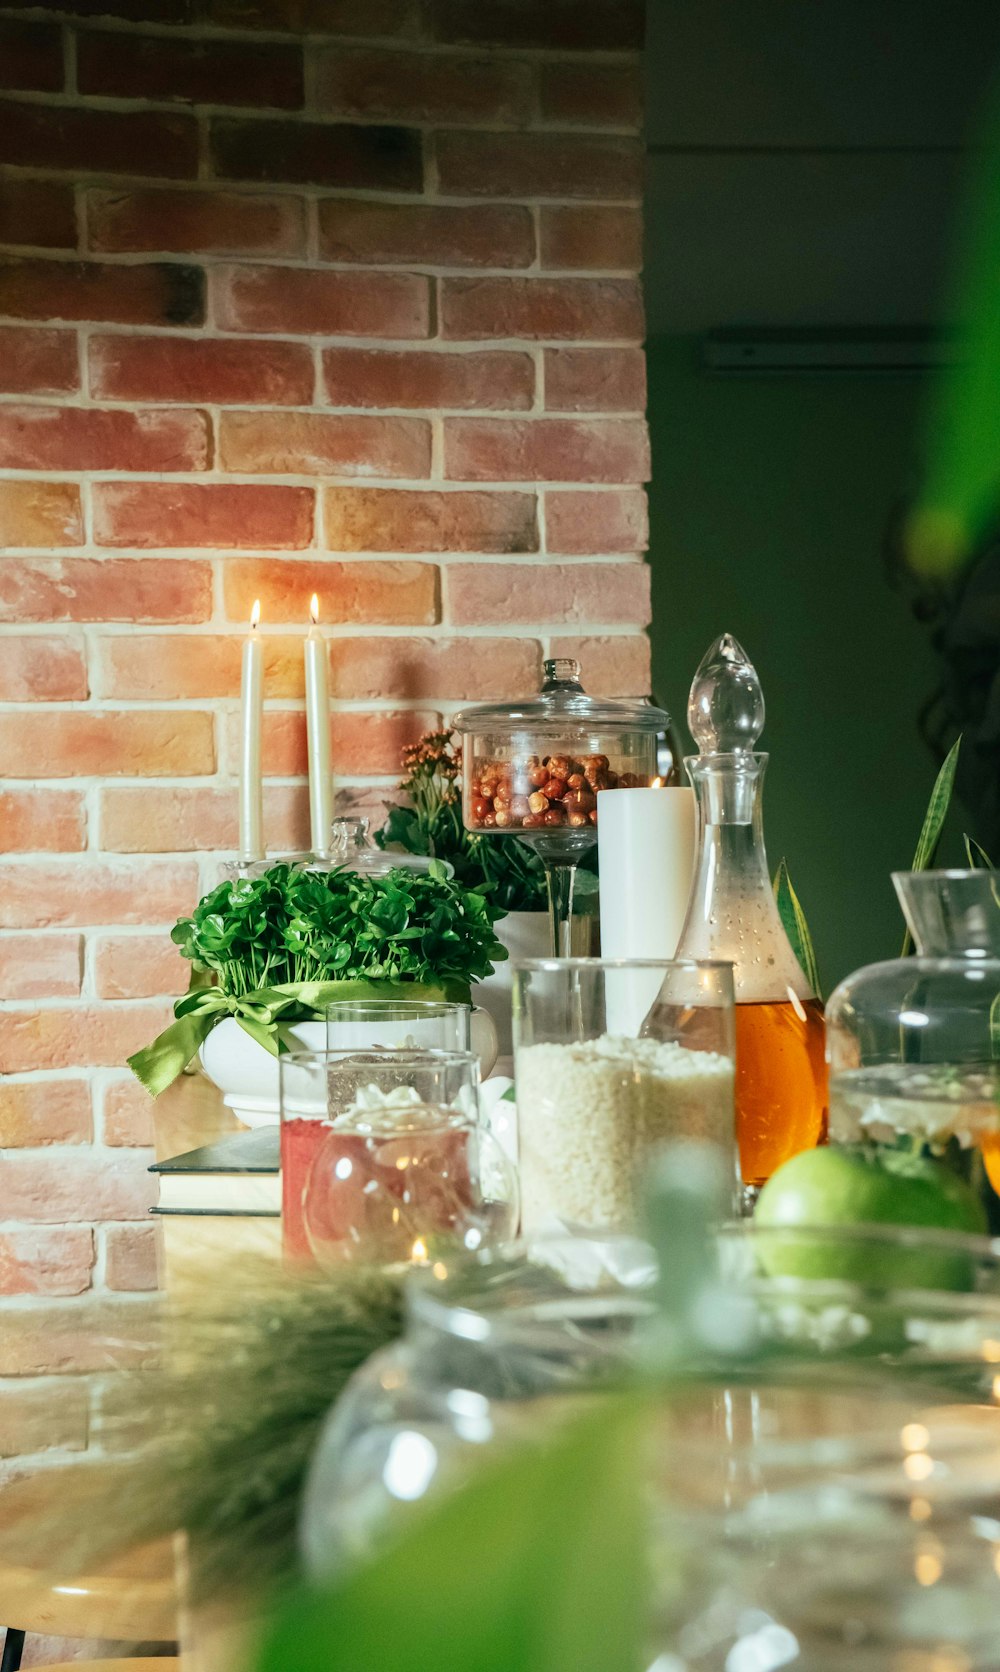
[826,869,1000,1203]
[453,658,670,954]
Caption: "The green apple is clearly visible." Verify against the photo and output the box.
[754,1145,987,1291]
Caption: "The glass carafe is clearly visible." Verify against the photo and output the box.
[675,635,827,1202]
[827,869,1000,1197]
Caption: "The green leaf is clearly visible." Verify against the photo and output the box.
[908,89,1000,577]
[772,858,822,998]
[256,1398,648,1672]
[901,737,962,955]
[964,833,995,870]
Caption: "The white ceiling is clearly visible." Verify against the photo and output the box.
[643,0,1000,332]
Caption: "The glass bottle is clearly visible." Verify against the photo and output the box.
[674,634,827,1202]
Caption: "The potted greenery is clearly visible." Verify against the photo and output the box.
[377,731,596,1061]
[129,858,506,1126]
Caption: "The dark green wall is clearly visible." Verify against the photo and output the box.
[646,335,942,989]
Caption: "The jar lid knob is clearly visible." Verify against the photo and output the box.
[542,657,584,692]
[687,632,765,753]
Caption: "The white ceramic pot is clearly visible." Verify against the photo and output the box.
[199,1009,499,1130]
[477,911,593,1074]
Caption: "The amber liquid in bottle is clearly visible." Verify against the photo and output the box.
[734,996,828,1189]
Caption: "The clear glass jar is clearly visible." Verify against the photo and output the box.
[826,870,1000,1198]
[299,1237,653,1579]
[453,658,670,955]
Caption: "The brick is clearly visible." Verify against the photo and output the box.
[0,1146,157,1217]
[435,132,642,201]
[322,348,533,410]
[78,31,304,107]
[87,187,305,257]
[222,707,441,778]
[0,1229,94,1299]
[0,790,87,854]
[318,198,533,269]
[90,334,314,405]
[219,411,431,477]
[444,418,650,483]
[0,328,78,395]
[448,559,651,627]
[0,1295,157,1377]
[0,101,197,179]
[101,1079,155,1148]
[539,63,643,130]
[105,1225,159,1293]
[94,935,187,1000]
[0,635,87,702]
[94,633,305,700]
[0,179,75,249]
[0,1080,92,1147]
[0,258,204,327]
[0,20,64,92]
[539,206,643,272]
[0,481,82,550]
[441,278,644,342]
[0,558,212,625]
[0,712,214,780]
[0,1379,89,1456]
[324,486,537,552]
[549,633,651,697]
[212,264,428,337]
[0,862,197,930]
[544,348,646,413]
[93,482,314,550]
[209,0,420,33]
[0,405,209,473]
[1,1007,172,1076]
[0,935,83,1000]
[100,783,308,853]
[315,46,530,125]
[326,634,539,700]
[211,117,422,191]
[429,0,644,49]
[545,487,648,554]
[224,559,438,625]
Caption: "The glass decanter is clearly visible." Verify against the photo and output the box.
[826,869,1000,1203]
[674,633,827,1203]
[453,658,668,956]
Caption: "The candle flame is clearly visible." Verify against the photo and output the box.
[410,1236,429,1265]
[250,599,261,630]
[651,776,664,789]
[310,592,320,625]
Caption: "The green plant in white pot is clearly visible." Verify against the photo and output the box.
[129,859,506,1125]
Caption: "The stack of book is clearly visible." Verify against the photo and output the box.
[150,1127,281,1286]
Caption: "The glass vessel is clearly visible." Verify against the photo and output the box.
[278,1047,480,1263]
[453,658,669,956]
[674,634,827,1202]
[512,957,737,1233]
[827,869,1000,1198]
[325,997,471,1053]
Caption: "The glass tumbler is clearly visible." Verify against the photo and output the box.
[512,958,737,1234]
[325,998,471,1053]
[279,1047,480,1263]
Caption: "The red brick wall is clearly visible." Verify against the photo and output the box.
[0,0,649,1419]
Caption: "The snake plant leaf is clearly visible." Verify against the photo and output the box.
[964,833,995,870]
[901,737,962,955]
[907,92,1000,577]
[255,1397,648,1672]
[772,858,822,998]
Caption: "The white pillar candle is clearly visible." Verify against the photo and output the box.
[304,592,335,856]
[598,784,698,1035]
[598,785,697,960]
[238,599,264,862]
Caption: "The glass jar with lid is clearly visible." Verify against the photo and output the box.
[453,658,670,955]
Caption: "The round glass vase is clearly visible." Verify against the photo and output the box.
[826,870,1000,1211]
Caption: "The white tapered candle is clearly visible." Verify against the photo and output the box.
[304,592,334,856]
[239,600,264,862]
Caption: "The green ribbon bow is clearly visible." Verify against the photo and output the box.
[128,977,472,1099]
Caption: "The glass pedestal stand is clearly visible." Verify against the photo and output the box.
[519,826,596,958]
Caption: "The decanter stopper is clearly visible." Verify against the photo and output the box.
[687,633,765,755]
